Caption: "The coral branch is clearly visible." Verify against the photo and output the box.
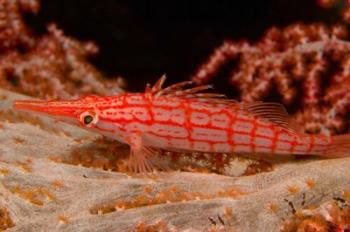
[0,0,124,99]
[191,23,350,135]
[318,0,350,23]
[0,0,38,50]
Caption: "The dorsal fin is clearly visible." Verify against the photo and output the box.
[149,75,231,102]
[242,102,298,134]
[150,74,167,93]
[154,80,193,97]
[147,76,241,108]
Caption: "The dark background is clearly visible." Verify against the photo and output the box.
[26,0,340,94]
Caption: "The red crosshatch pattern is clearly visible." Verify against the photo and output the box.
[13,77,348,172]
[84,92,332,156]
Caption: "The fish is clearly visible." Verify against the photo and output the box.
[13,75,350,172]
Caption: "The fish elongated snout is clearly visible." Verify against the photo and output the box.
[14,100,49,112]
[13,99,82,118]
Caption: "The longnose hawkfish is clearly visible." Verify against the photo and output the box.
[14,75,350,172]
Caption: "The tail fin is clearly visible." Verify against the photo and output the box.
[321,134,350,157]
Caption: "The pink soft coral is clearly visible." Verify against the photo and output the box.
[191,23,350,135]
[0,0,124,99]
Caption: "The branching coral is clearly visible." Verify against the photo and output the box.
[0,0,124,99]
[191,22,350,135]
[0,0,39,50]
[318,0,350,23]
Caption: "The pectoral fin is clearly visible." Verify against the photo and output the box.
[127,133,156,173]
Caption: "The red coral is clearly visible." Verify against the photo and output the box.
[0,0,38,50]
[191,22,350,135]
[317,0,350,23]
[0,0,124,99]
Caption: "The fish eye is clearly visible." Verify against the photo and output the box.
[79,111,98,127]
[83,115,94,125]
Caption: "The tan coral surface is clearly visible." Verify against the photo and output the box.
[0,88,349,232]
